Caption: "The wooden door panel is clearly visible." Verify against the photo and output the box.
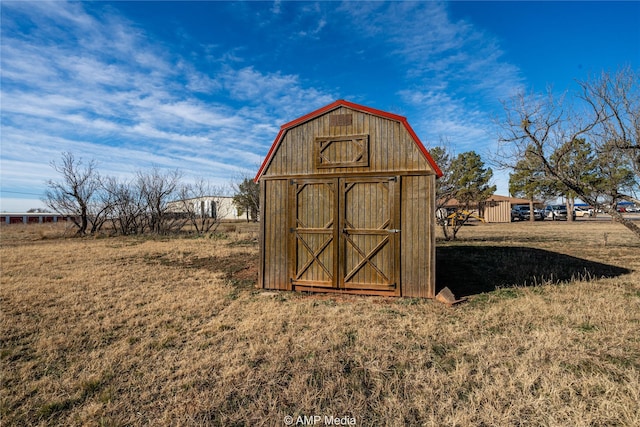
[340,178,398,291]
[290,179,337,288]
[343,180,390,229]
[295,232,334,284]
[290,176,398,293]
[343,233,392,286]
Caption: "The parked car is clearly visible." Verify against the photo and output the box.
[531,207,546,221]
[574,206,593,217]
[511,205,545,221]
[544,205,576,221]
[511,206,526,221]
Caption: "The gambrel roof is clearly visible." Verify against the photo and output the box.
[254,100,443,181]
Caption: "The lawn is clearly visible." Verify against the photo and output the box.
[1,220,639,426]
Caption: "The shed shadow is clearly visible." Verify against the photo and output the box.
[436,246,632,297]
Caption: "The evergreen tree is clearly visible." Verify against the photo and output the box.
[450,151,496,209]
[509,147,556,221]
[233,178,260,222]
[441,151,496,240]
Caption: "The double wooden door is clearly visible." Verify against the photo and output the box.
[289,177,399,293]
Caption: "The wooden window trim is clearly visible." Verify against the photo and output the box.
[314,134,370,169]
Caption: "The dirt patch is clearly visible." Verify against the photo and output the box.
[147,251,258,288]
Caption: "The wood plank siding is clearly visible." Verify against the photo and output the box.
[256,100,442,298]
[484,200,512,223]
[400,175,436,297]
[262,107,431,178]
[259,179,290,290]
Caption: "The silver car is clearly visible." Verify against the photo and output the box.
[544,205,574,220]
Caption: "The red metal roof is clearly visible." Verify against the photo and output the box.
[254,99,444,181]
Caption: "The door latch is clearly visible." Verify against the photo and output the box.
[387,229,401,233]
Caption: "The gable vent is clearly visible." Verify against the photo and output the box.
[329,114,352,127]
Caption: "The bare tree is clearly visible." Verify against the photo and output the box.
[496,73,640,239]
[137,168,185,234]
[101,176,147,235]
[44,152,100,235]
[87,196,112,233]
[430,145,457,238]
[578,66,640,178]
[176,179,232,234]
[431,147,496,240]
[430,145,457,209]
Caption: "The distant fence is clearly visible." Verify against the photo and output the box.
[1,213,78,225]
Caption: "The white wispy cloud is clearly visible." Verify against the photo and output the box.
[0,0,336,211]
[1,0,527,210]
[271,0,282,15]
[341,2,524,151]
[337,1,522,194]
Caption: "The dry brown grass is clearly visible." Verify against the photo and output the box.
[1,221,639,426]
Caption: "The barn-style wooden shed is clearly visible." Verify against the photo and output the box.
[254,100,443,297]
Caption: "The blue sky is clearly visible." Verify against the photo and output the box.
[1,1,638,211]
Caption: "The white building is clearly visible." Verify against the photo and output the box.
[167,196,241,220]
